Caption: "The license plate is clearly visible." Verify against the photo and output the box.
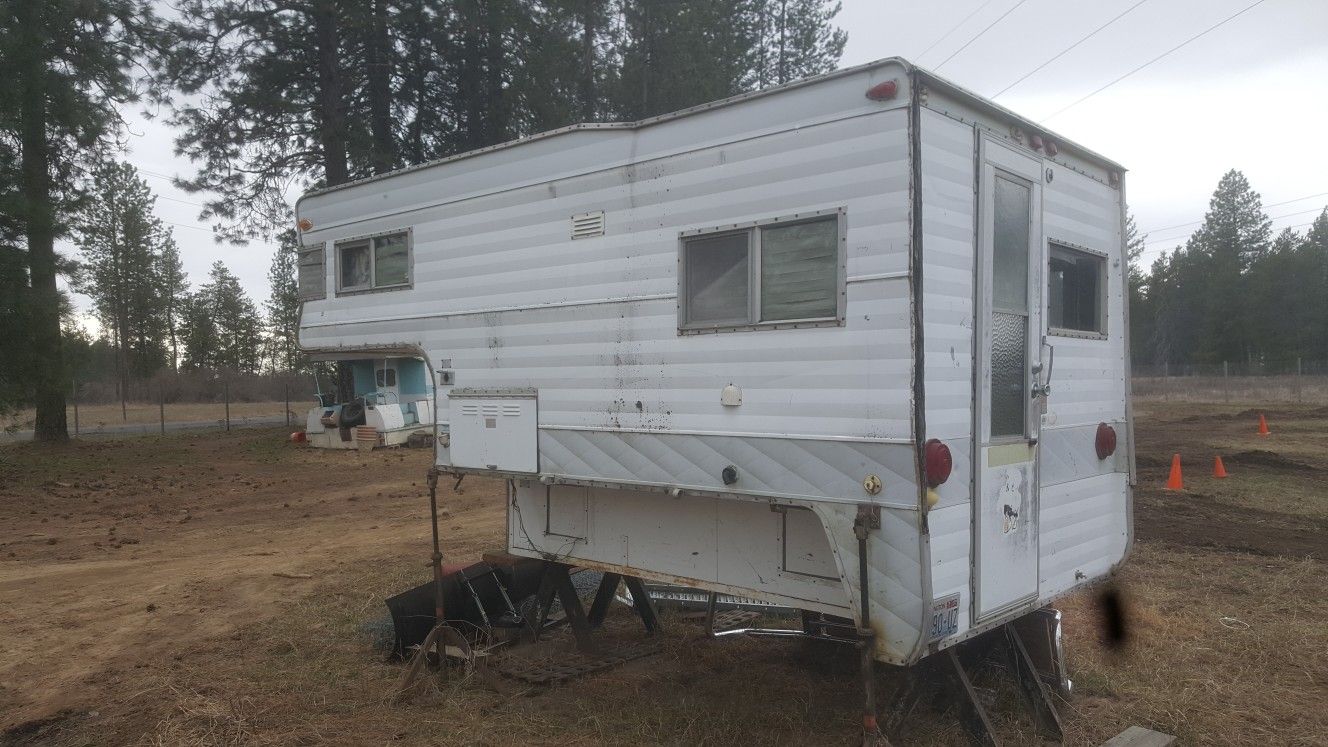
[928,593,961,642]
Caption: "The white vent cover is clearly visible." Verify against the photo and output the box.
[571,211,605,239]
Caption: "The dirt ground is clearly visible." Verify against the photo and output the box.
[0,402,1324,745]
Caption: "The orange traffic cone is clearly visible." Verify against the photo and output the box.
[1257,413,1271,436]
[1165,454,1184,491]
[1213,456,1228,478]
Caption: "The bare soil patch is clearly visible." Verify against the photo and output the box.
[1,401,1326,745]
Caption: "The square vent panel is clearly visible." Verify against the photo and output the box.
[448,388,538,473]
[571,211,605,239]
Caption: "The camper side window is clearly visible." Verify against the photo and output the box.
[1047,242,1106,337]
[335,230,411,293]
[680,210,844,333]
[297,244,326,301]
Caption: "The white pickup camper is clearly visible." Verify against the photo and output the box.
[295,57,1134,667]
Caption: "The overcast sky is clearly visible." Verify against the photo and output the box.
[69,0,1328,325]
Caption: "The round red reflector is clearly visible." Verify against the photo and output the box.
[924,438,953,488]
[1095,423,1117,460]
[297,217,313,231]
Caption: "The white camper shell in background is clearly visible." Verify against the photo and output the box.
[295,57,1134,665]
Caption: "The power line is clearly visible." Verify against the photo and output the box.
[1043,0,1270,120]
[917,0,1000,61]
[1141,193,1328,236]
[991,0,1153,98]
[1141,211,1323,249]
[935,0,1032,71]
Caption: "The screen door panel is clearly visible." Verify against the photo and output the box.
[974,137,1044,621]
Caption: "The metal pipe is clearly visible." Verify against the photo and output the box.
[711,627,832,640]
[855,516,880,738]
[427,469,446,633]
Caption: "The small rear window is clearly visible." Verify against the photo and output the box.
[1048,242,1106,336]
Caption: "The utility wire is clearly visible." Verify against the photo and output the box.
[1142,212,1322,249]
[991,0,1154,98]
[1043,0,1270,120]
[934,0,1032,71]
[917,0,999,62]
[1141,193,1328,236]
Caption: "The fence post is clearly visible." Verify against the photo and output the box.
[1223,360,1230,402]
[72,381,79,437]
[159,382,166,435]
[284,381,290,427]
[1297,357,1302,376]
[1163,361,1169,401]
[224,377,231,432]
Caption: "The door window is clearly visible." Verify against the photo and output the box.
[990,174,1031,439]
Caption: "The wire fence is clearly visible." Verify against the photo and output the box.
[3,372,321,441]
[1132,359,1328,403]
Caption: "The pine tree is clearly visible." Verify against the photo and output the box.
[157,237,189,371]
[185,262,264,373]
[264,230,305,373]
[167,0,372,239]
[1186,170,1271,363]
[73,160,177,414]
[0,245,32,423]
[1,0,164,441]
[756,0,847,86]
[1123,213,1155,365]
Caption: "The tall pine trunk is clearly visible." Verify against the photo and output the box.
[313,0,349,186]
[458,0,487,150]
[483,1,508,144]
[366,0,395,174]
[17,4,68,442]
[578,1,596,121]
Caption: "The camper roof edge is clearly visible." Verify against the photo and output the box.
[294,57,1123,211]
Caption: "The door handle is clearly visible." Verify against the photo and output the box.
[1032,339,1055,398]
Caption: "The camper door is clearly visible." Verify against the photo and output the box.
[374,362,400,403]
[974,136,1045,621]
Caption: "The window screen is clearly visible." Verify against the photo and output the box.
[374,234,410,287]
[336,231,410,292]
[1048,243,1105,334]
[680,213,841,331]
[297,244,326,301]
[761,219,838,321]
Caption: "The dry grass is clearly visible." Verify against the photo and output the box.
[1060,545,1328,746]
[1133,375,1328,404]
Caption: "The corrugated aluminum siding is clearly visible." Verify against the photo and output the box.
[919,108,978,643]
[298,65,918,505]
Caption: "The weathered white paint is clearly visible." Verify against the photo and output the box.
[297,58,1132,664]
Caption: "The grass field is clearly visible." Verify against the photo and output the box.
[0,399,1323,745]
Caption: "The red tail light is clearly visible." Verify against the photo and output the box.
[924,439,953,488]
[1095,423,1117,460]
[865,79,898,101]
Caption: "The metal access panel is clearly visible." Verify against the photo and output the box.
[449,388,538,472]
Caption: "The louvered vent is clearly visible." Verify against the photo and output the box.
[571,211,605,239]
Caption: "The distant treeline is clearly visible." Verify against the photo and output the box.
[1128,170,1328,368]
